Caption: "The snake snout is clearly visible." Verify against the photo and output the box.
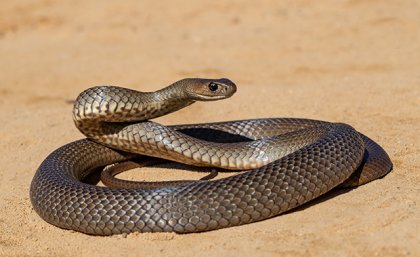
[217,78,237,97]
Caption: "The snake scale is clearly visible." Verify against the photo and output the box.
[30,78,392,235]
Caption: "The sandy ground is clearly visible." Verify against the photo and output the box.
[0,0,419,256]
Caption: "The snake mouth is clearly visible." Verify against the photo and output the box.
[191,94,233,101]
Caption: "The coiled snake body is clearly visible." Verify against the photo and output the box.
[30,78,392,235]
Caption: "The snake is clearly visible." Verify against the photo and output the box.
[30,78,392,235]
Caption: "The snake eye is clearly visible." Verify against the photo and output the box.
[208,82,218,92]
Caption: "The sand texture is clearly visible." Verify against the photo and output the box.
[0,0,419,256]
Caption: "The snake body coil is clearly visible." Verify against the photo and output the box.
[30,78,392,235]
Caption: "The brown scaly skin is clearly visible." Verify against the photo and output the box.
[30,78,392,235]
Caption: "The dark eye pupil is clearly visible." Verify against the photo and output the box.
[209,83,218,92]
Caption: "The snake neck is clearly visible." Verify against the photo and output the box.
[72,82,195,138]
[153,81,196,118]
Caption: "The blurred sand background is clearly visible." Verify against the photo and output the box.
[0,0,419,256]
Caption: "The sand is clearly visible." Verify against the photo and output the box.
[0,0,419,256]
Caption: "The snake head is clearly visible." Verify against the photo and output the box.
[183,78,237,101]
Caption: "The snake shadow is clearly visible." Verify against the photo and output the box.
[283,187,354,216]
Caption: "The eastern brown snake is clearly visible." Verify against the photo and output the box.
[30,78,392,235]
